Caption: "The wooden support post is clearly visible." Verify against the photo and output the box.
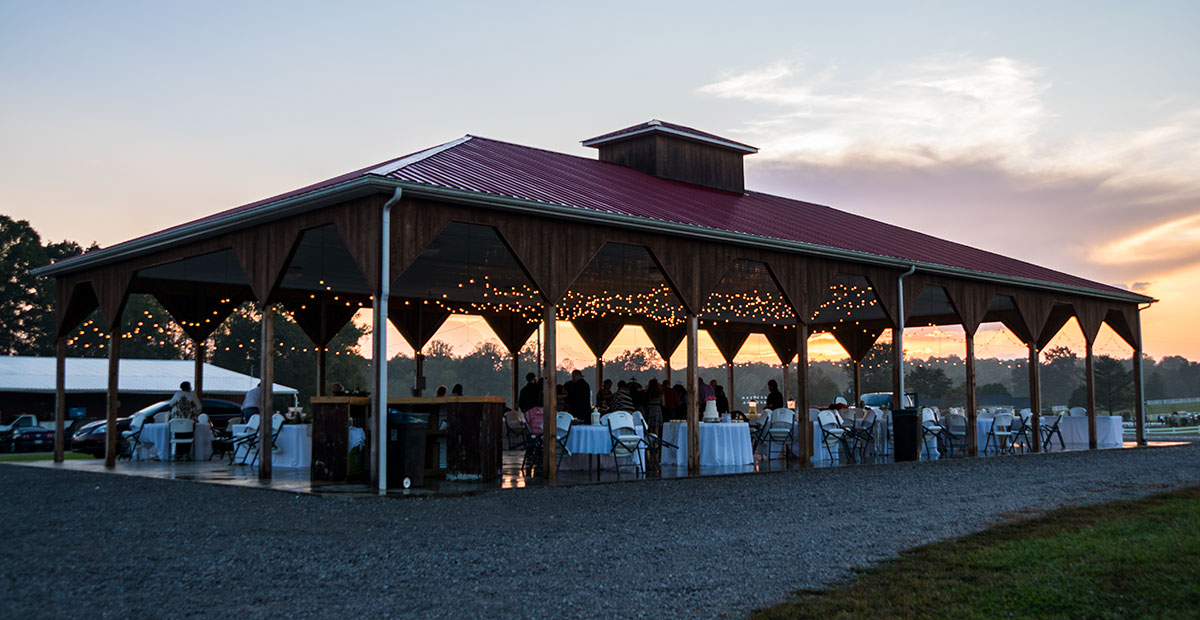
[891,327,903,410]
[54,337,66,463]
[852,359,862,405]
[258,305,275,480]
[1085,339,1097,450]
[779,362,786,404]
[1133,338,1146,446]
[965,332,978,457]
[542,305,557,479]
[727,362,736,412]
[595,356,603,406]
[104,328,121,468]
[1028,343,1042,452]
[796,322,810,462]
[194,340,205,403]
[686,315,700,474]
[511,351,520,411]
[317,303,327,397]
[665,359,671,385]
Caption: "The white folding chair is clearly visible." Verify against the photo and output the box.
[1069,407,1087,417]
[847,408,879,462]
[945,412,968,457]
[229,414,260,465]
[153,411,169,424]
[920,408,945,457]
[605,411,649,476]
[248,413,285,467]
[168,417,195,460]
[763,409,796,460]
[817,410,847,461]
[555,411,573,465]
[196,413,211,426]
[119,412,152,460]
[984,412,1015,454]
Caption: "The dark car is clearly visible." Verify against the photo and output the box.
[1,424,56,453]
[70,398,244,457]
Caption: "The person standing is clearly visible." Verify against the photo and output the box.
[565,369,591,421]
[518,373,541,413]
[765,379,784,410]
[645,379,664,431]
[241,382,261,420]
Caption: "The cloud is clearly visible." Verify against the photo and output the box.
[699,55,1200,284]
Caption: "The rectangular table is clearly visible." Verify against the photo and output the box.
[977,415,1123,451]
[558,424,646,471]
[135,422,213,461]
[660,422,753,467]
[231,423,312,468]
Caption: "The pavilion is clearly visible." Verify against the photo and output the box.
[33,119,1155,491]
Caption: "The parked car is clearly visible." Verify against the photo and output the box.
[860,392,917,410]
[0,423,55,452]
[0,414,40,434]
[70,398,244,457]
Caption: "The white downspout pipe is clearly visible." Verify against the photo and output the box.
[896,265,917,408]
[375,187,402,494]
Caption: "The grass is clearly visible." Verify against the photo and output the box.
[753,485,1200,619]
[0,451,93,462]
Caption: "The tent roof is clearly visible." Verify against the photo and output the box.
[0,357,299,395]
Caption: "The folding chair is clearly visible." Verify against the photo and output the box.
[944,412,968,457]
[229,414,260,465]
[817,410,848,461]
[168,417,195,461]
[119,412,151,461]
[1041,413,1065,450]
[983,413,1015,454]
[847,408,878,462]
[606,411,650,476]
[631,410,676,456]
[920,408,946,457]
[751,409,772,451]
[763,409,796,460]
[1010,410,1033,453]
[555,412,573,466]
[249,413,285,467]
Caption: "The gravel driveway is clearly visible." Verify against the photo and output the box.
[3,443,1198,619]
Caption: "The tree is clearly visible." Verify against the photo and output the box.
[808,366,841,407]
[0,216,51,355]
[1094,356,1133,414]
[979,382,1011,396]
[1040,346,1081,408]
[906,365,953,399]
[848,342,893,394]
[63,295,191,359]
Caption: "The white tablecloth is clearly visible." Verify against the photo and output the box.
[135,422,213,461]
[558,424,646,470]
[660,422,753,466]
[231,424,312,468]
[976,415,1123,451]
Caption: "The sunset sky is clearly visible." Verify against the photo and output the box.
[2,1,1197,367]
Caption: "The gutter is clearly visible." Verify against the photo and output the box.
[31,175,1156,306]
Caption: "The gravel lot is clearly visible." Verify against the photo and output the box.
[3,443,1199,619]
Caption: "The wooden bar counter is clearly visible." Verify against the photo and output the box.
[310,395,504,483]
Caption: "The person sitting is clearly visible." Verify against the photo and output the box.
[168,381,201,420]
[610,381,635,412]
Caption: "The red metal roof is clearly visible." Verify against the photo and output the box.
[51,131,1141,301]
[387,136,1135,297]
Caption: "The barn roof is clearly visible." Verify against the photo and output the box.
[0,357,298,395]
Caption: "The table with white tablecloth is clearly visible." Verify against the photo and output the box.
[135,422,213,461]
[558,424,646,471]
[231,423,312,468]
[975,415,1123,452]
[660,422,753,467]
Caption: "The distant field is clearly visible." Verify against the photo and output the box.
[1146,399,1200,416]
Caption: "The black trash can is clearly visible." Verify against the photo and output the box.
[892,408,921,462]
[387,411,428,489]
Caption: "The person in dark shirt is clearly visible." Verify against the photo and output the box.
[715,385,730,414]
[596,379,614,411]
[673,383,688,418]
[765,379,784,410]
[565,369,591,421]
[518,373,541,413]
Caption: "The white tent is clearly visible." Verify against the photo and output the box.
[0,356,298,396]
